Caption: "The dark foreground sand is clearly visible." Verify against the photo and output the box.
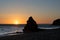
[0,29,60,40]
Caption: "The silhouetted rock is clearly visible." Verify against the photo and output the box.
[52,19,60,26]
[23,16,39,33]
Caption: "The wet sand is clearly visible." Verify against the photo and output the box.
[0,29,60,40]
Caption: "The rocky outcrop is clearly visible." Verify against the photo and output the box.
[52,19,60,26]
[23,16,39,33]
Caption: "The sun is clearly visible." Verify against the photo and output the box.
[14,20,19,24]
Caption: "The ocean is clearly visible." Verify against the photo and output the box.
[0,24,60,37]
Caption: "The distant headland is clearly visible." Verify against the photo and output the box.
[52,19,60,26]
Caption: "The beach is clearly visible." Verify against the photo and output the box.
[0,29,60,40]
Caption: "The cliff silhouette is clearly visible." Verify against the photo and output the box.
[52,19,60,26]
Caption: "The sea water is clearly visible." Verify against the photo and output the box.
[0,24,60,37]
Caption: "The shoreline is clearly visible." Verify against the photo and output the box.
[0,27,60,37]
[0,28,60,40]
[0,32,23,37]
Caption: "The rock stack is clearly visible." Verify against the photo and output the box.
[23,16,39,33]
[52,19,60,26]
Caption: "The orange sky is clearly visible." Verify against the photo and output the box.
[0,16,54,24]
[0,0,60,24]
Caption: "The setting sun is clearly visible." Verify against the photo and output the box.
[14,20,19,24]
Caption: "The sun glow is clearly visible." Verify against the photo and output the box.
[14,20,19,24]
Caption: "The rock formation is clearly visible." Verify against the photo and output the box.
[23,16,39,33]
[52,19,60,26]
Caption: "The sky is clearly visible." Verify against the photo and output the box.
[0,0,60,24]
